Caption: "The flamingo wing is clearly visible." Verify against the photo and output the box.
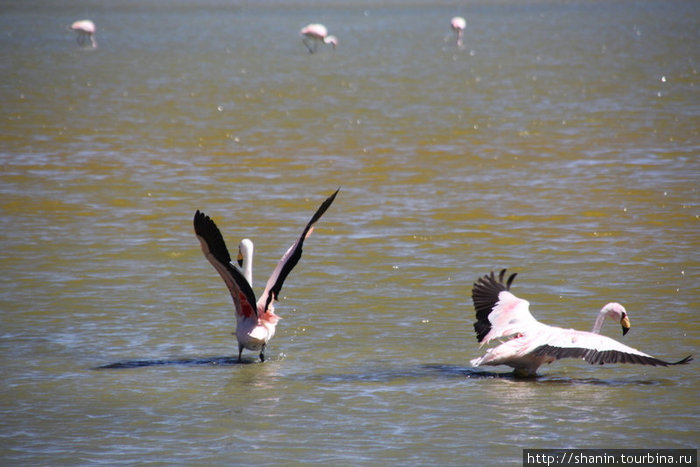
[258,189,339,314]
[533,328,693,367]
[194,210,258,319]
[472,269,540,345]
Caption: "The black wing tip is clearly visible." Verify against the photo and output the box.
[505,270,517,288]
[674,355,693,365]
[193,209,205,232]
[307,188,340,226]
[472,268,518,291]
[193,209,210,230]
[193,209,213,235]
[471,268,519,310]
[193,209,232,265]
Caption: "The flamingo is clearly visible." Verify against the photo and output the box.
[300,23,338,54]
[470,269,692,377]
[193,189,339,362]
[450,16,466,47]
[69,19,97,48]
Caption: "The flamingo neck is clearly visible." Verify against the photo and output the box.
[591,311,606,334]
[239,239,254,286]
[242,259,252,286]
[592,303,623,334]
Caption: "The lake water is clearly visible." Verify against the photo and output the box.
[1,0,698,464]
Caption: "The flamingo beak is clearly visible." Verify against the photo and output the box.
[237,250,243,268]
[620,316,631,336]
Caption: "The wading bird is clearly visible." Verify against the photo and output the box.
[470,269,692,377]
[450,16,466,47]
[69,19,97,48]
[300,23,338,54]
[194,189,339,362]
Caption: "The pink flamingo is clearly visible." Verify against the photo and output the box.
[300,23,338,54]
[193,189,339,362]
[470,269,692,377]
[450,16,466,47]
[69,19,97,48]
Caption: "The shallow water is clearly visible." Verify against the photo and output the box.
[1,0,698,464]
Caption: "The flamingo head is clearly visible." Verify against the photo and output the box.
[324,35,338,49]
[237,238,254,267]
[601,302,630,335]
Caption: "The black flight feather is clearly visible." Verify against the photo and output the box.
[471,269,518,343]
[262,188,339,313]
[194,210,259,315]
[531,345,693,367]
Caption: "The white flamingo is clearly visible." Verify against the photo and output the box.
[450,16,466,47]
[300,23,338,54]
[470,269,692,377]
[69,19,97,48]
[193,189,338,362]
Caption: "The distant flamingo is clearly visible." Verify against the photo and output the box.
[450,16,466,47]
[193,189,339,362]
[470,269,692,377]
[300,23,338,54]
[69,19,97,48]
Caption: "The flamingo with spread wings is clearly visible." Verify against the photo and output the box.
[470,269,692,377]
[194,189,338,362]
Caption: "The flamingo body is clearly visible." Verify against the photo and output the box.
[470,269,692,377]
[194,189,339,362]
[70,19,97,48]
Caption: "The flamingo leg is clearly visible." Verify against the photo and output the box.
[302,38,314,54]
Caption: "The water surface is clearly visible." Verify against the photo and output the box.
[1,0,698,464]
